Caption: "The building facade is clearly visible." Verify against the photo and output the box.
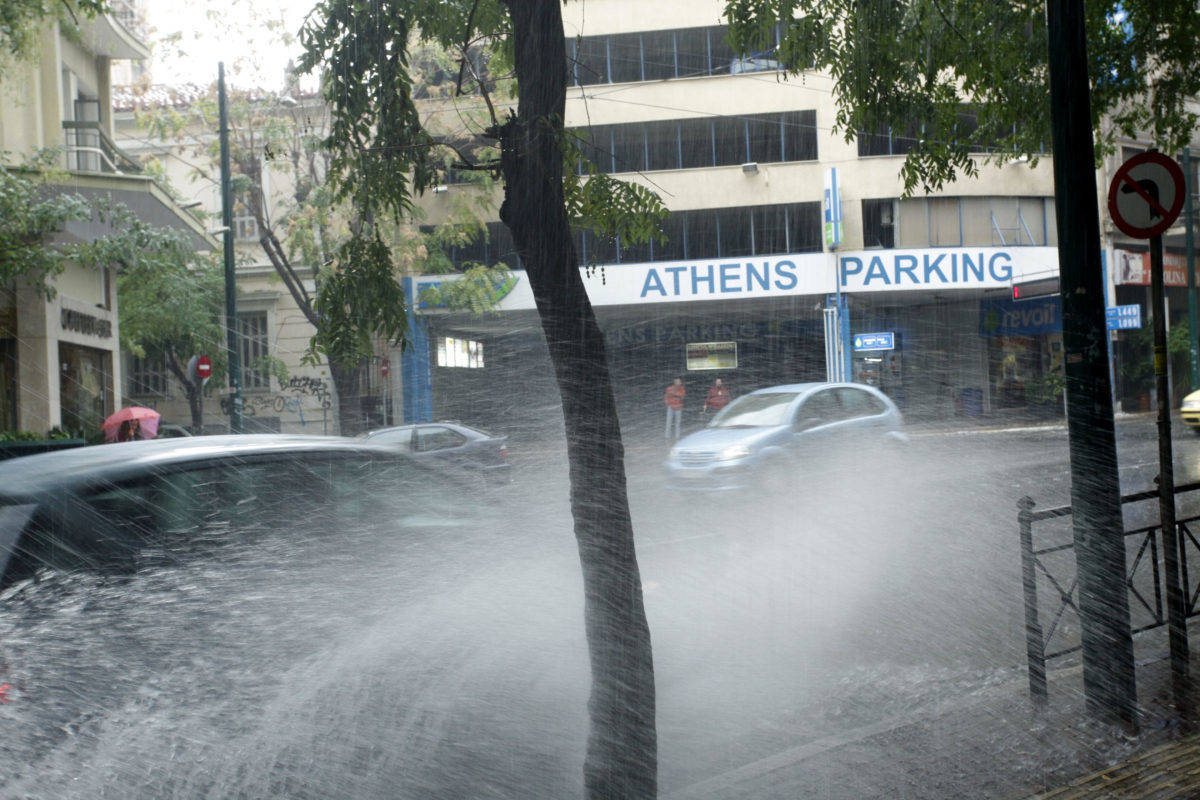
[0,3,209,437]
[401,0,1200,442]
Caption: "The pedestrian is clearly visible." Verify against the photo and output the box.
[703,377,731,415]
[664,376,685,440]
[117,418,141,442]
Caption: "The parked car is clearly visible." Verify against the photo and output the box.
[664,382,907,493]
[1182,389,1200,432]
[360,422,511,484]
[156,423,194,438]
[0,434,481,590]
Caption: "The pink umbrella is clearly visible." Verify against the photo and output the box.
[102,406,160,442]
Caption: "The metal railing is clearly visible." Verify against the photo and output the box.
[1019,481,1200,703]
[61,121,142,175]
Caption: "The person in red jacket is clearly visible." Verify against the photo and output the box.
[703,377,731,414]
[664,377,686,440]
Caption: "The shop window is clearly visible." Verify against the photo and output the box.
[862,198,896,249]
[129,354,169,396]
[239,311,271,391]
[436,337,484,368]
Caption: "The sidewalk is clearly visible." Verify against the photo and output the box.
[661,647,1200,800]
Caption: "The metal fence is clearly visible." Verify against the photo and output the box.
[1018,481,1200,702]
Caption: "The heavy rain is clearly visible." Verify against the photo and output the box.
[3,1,1200,799]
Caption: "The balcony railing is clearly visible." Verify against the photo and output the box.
[62,121,142,175]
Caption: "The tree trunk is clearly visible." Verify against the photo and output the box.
[329,359,364,435]
[498,1,657,796]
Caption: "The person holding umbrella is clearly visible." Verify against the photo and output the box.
[102,406,160,442]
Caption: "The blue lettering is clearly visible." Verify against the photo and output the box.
[989,253,1013,282]
[840,257,863,287]
[719,263,741,293]
[640,270,666,298]
[924,254,948,284]
[774,260,798,290]
[894,255,919,285]
[962,252,985,282]
[692,265,715,294]
[864,256,891,285]
[664,266,687,295]
[746,261,770,291]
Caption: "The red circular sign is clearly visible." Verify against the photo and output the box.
[380,358,390,377]
[195,355,213,380]
[1107,151,1186,239]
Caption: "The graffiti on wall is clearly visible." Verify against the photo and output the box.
[218,376,333,423]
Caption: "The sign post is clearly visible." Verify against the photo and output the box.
[1108,150,1188,678]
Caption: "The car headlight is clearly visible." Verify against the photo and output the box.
[669,445,683,460]
[717,443,752,461]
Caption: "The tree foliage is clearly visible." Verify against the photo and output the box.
[724,0,1200,195]
[0,157,93,295]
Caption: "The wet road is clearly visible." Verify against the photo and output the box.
[2,414,1196,798]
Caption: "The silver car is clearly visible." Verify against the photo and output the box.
[664,382,907,493]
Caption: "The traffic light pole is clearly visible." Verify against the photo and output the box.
[219,63,243,434]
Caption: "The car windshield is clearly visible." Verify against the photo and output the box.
[708,392,799,428]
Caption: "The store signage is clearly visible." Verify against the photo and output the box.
[60,308,113,339]
[686,341,738,370]
[979,296,1062,337]
[853,332,894,351]
[1115,250,1190,286]
[823,168,843,250]
[637,259,808,298]
[840,249,1017,290]
[1106,305,1142,330]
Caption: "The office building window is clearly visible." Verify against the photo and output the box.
[862,199,897,248]
[233,192,259,241]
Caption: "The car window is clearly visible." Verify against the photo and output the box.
[369,428,414,448]
[795,389,843,426]
[836,387,887,419]
[415,426,467,452]
[711,393,798,427]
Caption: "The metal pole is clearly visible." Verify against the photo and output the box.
[1186,147,1198,391]
[1018,496,1048,705]
[218,63,243,434]
[1046,0,1137,725]
[1152,232,1189,675]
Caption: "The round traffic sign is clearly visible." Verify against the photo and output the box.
[195,354,213,380]
[1107,151,1186,239]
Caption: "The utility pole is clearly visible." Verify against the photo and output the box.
[219,62,243,433]
[1045,0,1137,724]
[1186,147,1198,390]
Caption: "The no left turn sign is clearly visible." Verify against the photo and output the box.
[1107,151,1186,239]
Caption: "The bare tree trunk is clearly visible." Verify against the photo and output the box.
[498,1,657,796]
[330,359,364,435]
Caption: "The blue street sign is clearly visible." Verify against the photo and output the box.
[853,331,895,351]
[1105,304,1142,330]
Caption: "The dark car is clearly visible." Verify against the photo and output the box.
[360,422,511,484]
[0,434,479,590]
[664,382,907,493]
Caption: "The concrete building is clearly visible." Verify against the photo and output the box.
[0,1,210,436]
[403,0,1199,441]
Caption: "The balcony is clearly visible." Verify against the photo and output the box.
[62,121,143,175]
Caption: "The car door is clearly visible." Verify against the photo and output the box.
[412,425,471,468]
[786,387,848,464]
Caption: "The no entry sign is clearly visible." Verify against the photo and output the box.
[195,354,212,381]
[1107,151,1186,239]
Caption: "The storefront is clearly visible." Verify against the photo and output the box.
[402,246,1064,439]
